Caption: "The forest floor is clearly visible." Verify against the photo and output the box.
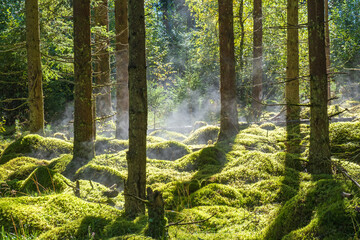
[1,102,360,239]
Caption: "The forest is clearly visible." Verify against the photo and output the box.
[1,0,360,239]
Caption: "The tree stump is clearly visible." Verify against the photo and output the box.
[146,187,166,239]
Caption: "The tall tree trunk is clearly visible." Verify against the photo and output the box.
[286,0,301,160]
[125,0,147,218]
[94,0,112,118]
[239,0,245,71]
[217,0,239,141]
[325,0,331,105]
[26,0,44,135]
[307,0,331,174]
[73,0,95,163]
[115,0,129,139]
[251,0,263,121]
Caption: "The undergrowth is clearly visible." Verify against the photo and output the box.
[0,122,360,239]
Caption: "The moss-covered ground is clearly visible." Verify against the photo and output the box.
[0,120,360,239]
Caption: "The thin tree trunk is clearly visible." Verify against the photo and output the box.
[307,0,331,174]
[286,0,301,160]
[125,0,147,218]
[73,0,95,163]
[26,0,44,135]
[94,0,112,118]
[217,0,239,141]
[325,0,331,105]
[252,0,263,121]
[115,0,129,139]
[239,0,245,71]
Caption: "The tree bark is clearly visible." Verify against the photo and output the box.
[286,0,301,159]
[115,0,129,139]
[217,0,239,141]
[125,0,147,218]
[307,0,331,174]
[26,0,44,135]
[94,0,112,118]
[251,0,263,121]
[73,0,95,163]
[325,0,331,105]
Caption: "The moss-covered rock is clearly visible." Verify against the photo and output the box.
[264,179,356,240]
[149,129,187,142]
[147,140,191,160]
[20,166,68,194]
[0,134,72,164]
[95,137,128,154]
[0,194,126,238]
[183,125,220,145]
[330,122,360,160]
[175,146,227,171]
[260,122,276,131]
[75,163,125,189]
[0,157,49,181]
[190,183,244,207]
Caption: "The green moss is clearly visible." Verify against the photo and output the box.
[0,157,49,181]
[264,179,356,240]
[75,163,125,188]
[95,137,128,155]
[259,122,276,130]
[47,154,72,173]
[0,134,72,164]
[20,166,68,194]
[0,194,125,238]
[147,140,191,160]
[149,129,187,142]
[183,125,220,145]
[175,146,227,171]
[146,135,166,143]
[190,183,244,207]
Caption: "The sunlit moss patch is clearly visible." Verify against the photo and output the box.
[0,134,72,164]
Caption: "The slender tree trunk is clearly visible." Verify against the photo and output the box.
[115,0,129,139]
[252,0,263,121]
[325,0,331,105]
[286,0,301,160]
[73,0,95,162]
[239,0,245,71]
[26,0,44,135]
[307,0,331,174]
[217,0,239,141]
[125,0,147,218]
[94,0,112,118]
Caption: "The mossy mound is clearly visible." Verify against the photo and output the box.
[233,125,285,153]
[0,157,49,181]
[75,163,125,189]
[330,122,360,160]
[20,166,68,194]
[183,125,220,145]
[146,135,167,143]
[193,121,208,130]
[190,183,245,207]
[264,179,356,240]
[0,134,72,164]
[260,122,276,130]
[175,146,227,171]
[149,129,187,142]
[95,137,128,154]
[147,140,191,160]
[0,194,138,239]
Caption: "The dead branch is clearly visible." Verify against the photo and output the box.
[123,193,150,204]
